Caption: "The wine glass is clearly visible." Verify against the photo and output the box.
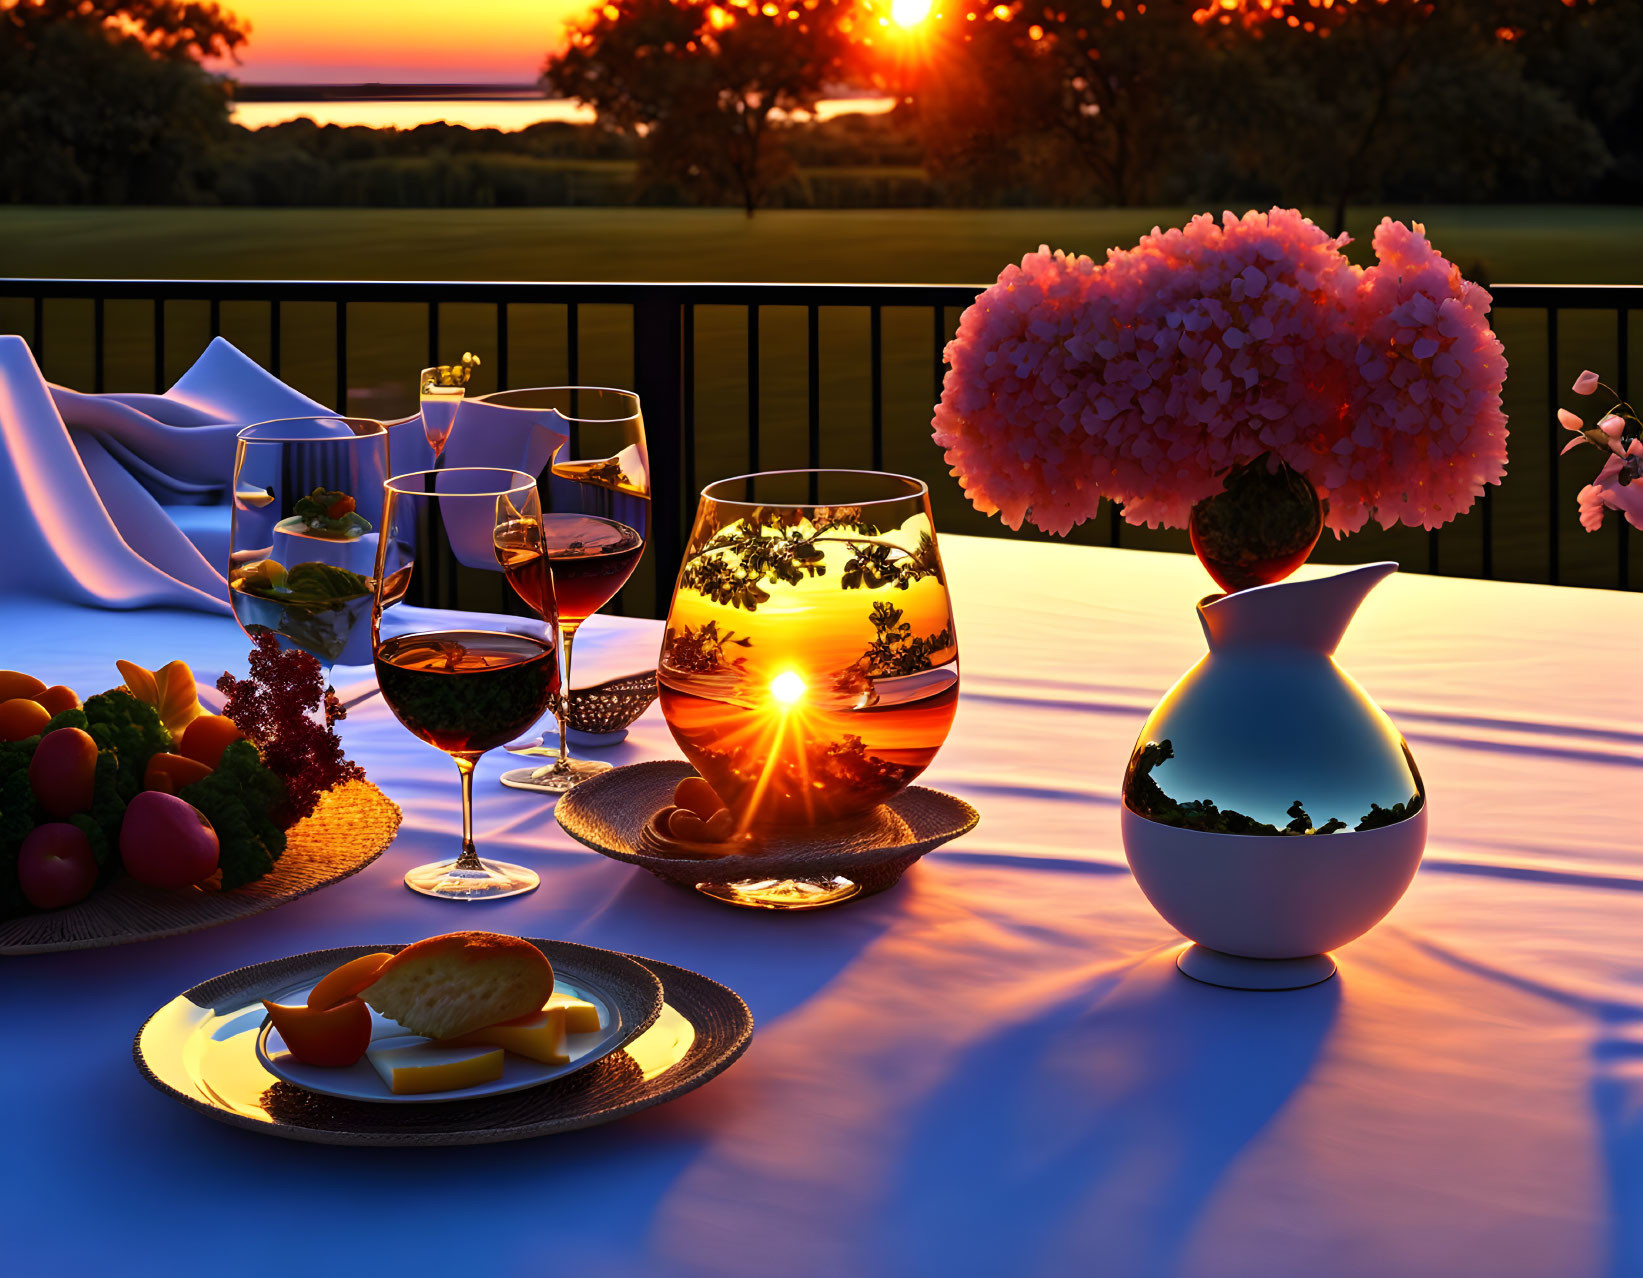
[470,388,650,795]
[229,416,390,684]
[659,470,959,908]
[373,467,560,900]
[419,353,480,459]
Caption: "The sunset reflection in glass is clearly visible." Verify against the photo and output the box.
[659,470,959,832]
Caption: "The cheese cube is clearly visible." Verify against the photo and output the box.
[365,1038,504,1095]
[442,1005,570,1065]
[547,992,604,1035]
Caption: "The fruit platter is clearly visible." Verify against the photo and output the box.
[0,636,401,953]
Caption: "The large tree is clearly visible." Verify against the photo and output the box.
[1,0,246,60]
[911,0,1218,207]
[1199,0,1615,232]
[544,0,856,215]
[0,1,247,203]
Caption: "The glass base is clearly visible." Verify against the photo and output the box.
[404,857,539,901]
[694,876,862,911]
[506,729,628,751]
[499,759,614,794]
[1175,944,1336,990]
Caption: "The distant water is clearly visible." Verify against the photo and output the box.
[231,97,896,132]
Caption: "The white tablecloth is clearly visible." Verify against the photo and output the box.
[5,535,1641,1278]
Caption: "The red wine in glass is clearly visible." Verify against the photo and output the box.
[539,513,645,624]
[374,630,560,757]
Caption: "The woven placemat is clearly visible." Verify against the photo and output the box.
[134,941,750,1146]
[556,760,979,900]
[0,779,401,954]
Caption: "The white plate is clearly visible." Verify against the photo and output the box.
[254,972,629,1104]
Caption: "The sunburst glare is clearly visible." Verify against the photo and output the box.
[891,0,932,28]
[769,670,808,706]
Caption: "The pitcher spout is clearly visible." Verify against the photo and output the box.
[1197,562,1397,656]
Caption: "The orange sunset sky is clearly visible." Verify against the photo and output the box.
[220,0,595,83]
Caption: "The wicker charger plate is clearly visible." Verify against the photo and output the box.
[556,760,980,904]
[134,940,752,1146]
[0,779,401,955]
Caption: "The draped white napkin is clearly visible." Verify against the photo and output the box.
[0,335,568,615]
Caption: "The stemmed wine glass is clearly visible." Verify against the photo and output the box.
[373,467,560,900]
[229,416,389,684]
[419,353,480,459]
[471,388,650,795]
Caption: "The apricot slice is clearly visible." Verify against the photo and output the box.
[178,714,244,769]
[263,997,372,1067]
[34,685,81,717]
[307,952,394,1011]
[0,698,51,743]
[142,752,214,795]
[0,672,46,703]
[673,777,722,820]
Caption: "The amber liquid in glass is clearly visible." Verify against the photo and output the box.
[375,630,559,756]
[495,520,558,620]
[658,513,957,826]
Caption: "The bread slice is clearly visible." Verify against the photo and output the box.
[362,931,554,1040]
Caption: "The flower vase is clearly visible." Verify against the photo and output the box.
[1188,455,1322,593]
[1119,563,1426,989]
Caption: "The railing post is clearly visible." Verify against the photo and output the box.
[633,288,685,618]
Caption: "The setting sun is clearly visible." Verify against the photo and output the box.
[769,670,808,706]
[891,0,932,27]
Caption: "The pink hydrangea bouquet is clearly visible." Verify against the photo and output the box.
[931,209,1509,540]
[1559,371,1643,532]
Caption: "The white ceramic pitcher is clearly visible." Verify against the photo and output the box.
[1120,562,1427,989]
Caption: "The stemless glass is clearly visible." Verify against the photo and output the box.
[373,467,560,900]
[473,388,650,795]
[229,416,390,681]
[659,470,960,907]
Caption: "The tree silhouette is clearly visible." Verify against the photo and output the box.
[914,0,1214,207]
[0,1,246,203]
[2,1,248,61]
[1199,0,1616,233]
[544,0,855,216]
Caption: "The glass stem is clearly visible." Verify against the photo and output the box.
[555,621,581,768]
[452,756,482,869]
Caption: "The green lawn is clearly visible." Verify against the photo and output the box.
[4,204,1642,285]
[2,204,1639,596]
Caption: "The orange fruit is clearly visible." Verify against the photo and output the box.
[0,672,46,703]
[34,685,81,717]
[673,776,722,820]
[308,952,394,1011]
[142,752,214,795]
[668,809,711,842]
[0,698,51,742]
[262,998,372,1068]
[178,714,245,768]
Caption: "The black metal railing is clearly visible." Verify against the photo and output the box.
[3,277,1638,613]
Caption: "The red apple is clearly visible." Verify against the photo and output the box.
[18,823,99,909]
[119,791,219,888]
[29,726,98,818]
